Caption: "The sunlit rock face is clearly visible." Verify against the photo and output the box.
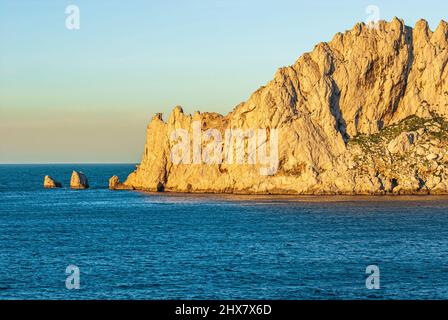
[113,18,448,195]
[109,175,133,190]
[44,175,62,189]
[70,171,89,190]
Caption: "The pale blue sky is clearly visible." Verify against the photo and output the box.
[1,0,447,163]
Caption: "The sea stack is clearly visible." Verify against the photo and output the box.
[43,175,62,188]
[70,171,89,189]
[109,175,120,189]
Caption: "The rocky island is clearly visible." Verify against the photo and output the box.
[70,171,89,189]
[43,175,62,189]
[111,18,448,195]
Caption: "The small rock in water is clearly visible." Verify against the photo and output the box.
[109,175,120,189]
[44,175,62,188]
[70,171,89,189]
[109,175,133,190]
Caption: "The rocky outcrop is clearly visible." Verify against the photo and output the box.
[387,132,418,154]
[70,171,89,189]
[43,175,62,188]
[113,18,448,195]
[109,175,134,190]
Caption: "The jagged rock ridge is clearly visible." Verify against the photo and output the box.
[112,18,448,195]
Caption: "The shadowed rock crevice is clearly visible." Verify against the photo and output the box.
[381,25,415,126]
[329,80,349,142]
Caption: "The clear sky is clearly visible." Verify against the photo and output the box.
[1,0,447,163]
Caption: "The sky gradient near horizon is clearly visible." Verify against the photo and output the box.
[1,0,448,163]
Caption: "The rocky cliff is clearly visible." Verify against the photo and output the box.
[113,18,448,195]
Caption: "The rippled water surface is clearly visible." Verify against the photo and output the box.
[1,164,448,299]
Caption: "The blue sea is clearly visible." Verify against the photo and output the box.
[1,164,448,300]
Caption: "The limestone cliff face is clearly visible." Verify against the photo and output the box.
[114,18,448,195]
